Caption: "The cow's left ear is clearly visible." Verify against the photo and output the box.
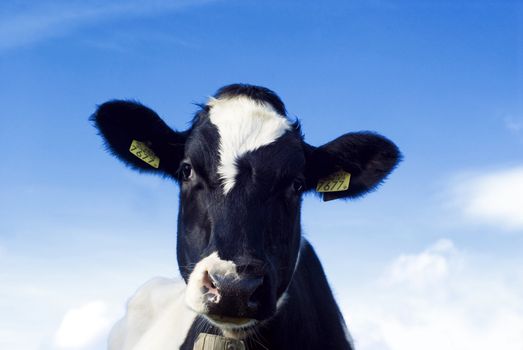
[91,100,187,179]
[304,132,401,200]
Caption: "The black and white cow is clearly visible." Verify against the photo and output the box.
[91,84,400,350]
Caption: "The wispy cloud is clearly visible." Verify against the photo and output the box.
[381,239,459,289]
[344,239,523,350]
[0,0,214,52]
[447,166,523,231]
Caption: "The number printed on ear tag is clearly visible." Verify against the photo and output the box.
[316,170,351,192]
[129,140,160,168]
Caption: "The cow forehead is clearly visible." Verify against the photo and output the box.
[207,96,292,194]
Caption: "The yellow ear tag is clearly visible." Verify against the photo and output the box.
[129,140,160,169]
[316,170,351,193]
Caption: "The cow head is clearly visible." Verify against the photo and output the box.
[92,84,400,334]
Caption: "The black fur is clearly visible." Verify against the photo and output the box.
[91,84,401,350]
[90,101,187,179]
[214,83,287,116]
[304,132,401,199]
[180,241,351,350]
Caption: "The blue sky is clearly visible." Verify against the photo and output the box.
[1,1,522,349]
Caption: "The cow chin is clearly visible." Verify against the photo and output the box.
[205,314,259,334]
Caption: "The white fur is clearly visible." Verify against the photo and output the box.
[108,278,196,350]
[185,252,238,314]
[208,96,291,194]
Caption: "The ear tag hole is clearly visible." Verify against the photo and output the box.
[129,140,160,168]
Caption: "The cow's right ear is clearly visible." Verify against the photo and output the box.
[90,100,187,179]
[303,132,401,200]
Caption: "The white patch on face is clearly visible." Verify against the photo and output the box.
[208,96,292,194]
[185,252,239,314]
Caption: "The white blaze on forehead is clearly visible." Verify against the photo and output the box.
[208,96,292,194]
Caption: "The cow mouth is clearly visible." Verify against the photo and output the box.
[205,314,258,330]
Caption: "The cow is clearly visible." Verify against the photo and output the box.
[91,84,400,350]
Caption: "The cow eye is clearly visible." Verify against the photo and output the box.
[292,179,304,194]
[181,163,193,181]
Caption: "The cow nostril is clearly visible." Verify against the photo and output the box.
[203,271,218,292]
[203,271,222,304]
[241,276,264,310]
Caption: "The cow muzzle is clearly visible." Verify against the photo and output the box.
[203,271,263,320]
[185,252,267,328]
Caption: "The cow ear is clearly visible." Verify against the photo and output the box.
[91,100,187,179]
[304,132,401,200]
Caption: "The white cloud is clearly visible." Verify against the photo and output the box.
[381,239,457,289]
[343,240,523,350]
[0,0,215,51]
[448,166,523,231]
[54,301,112,349]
